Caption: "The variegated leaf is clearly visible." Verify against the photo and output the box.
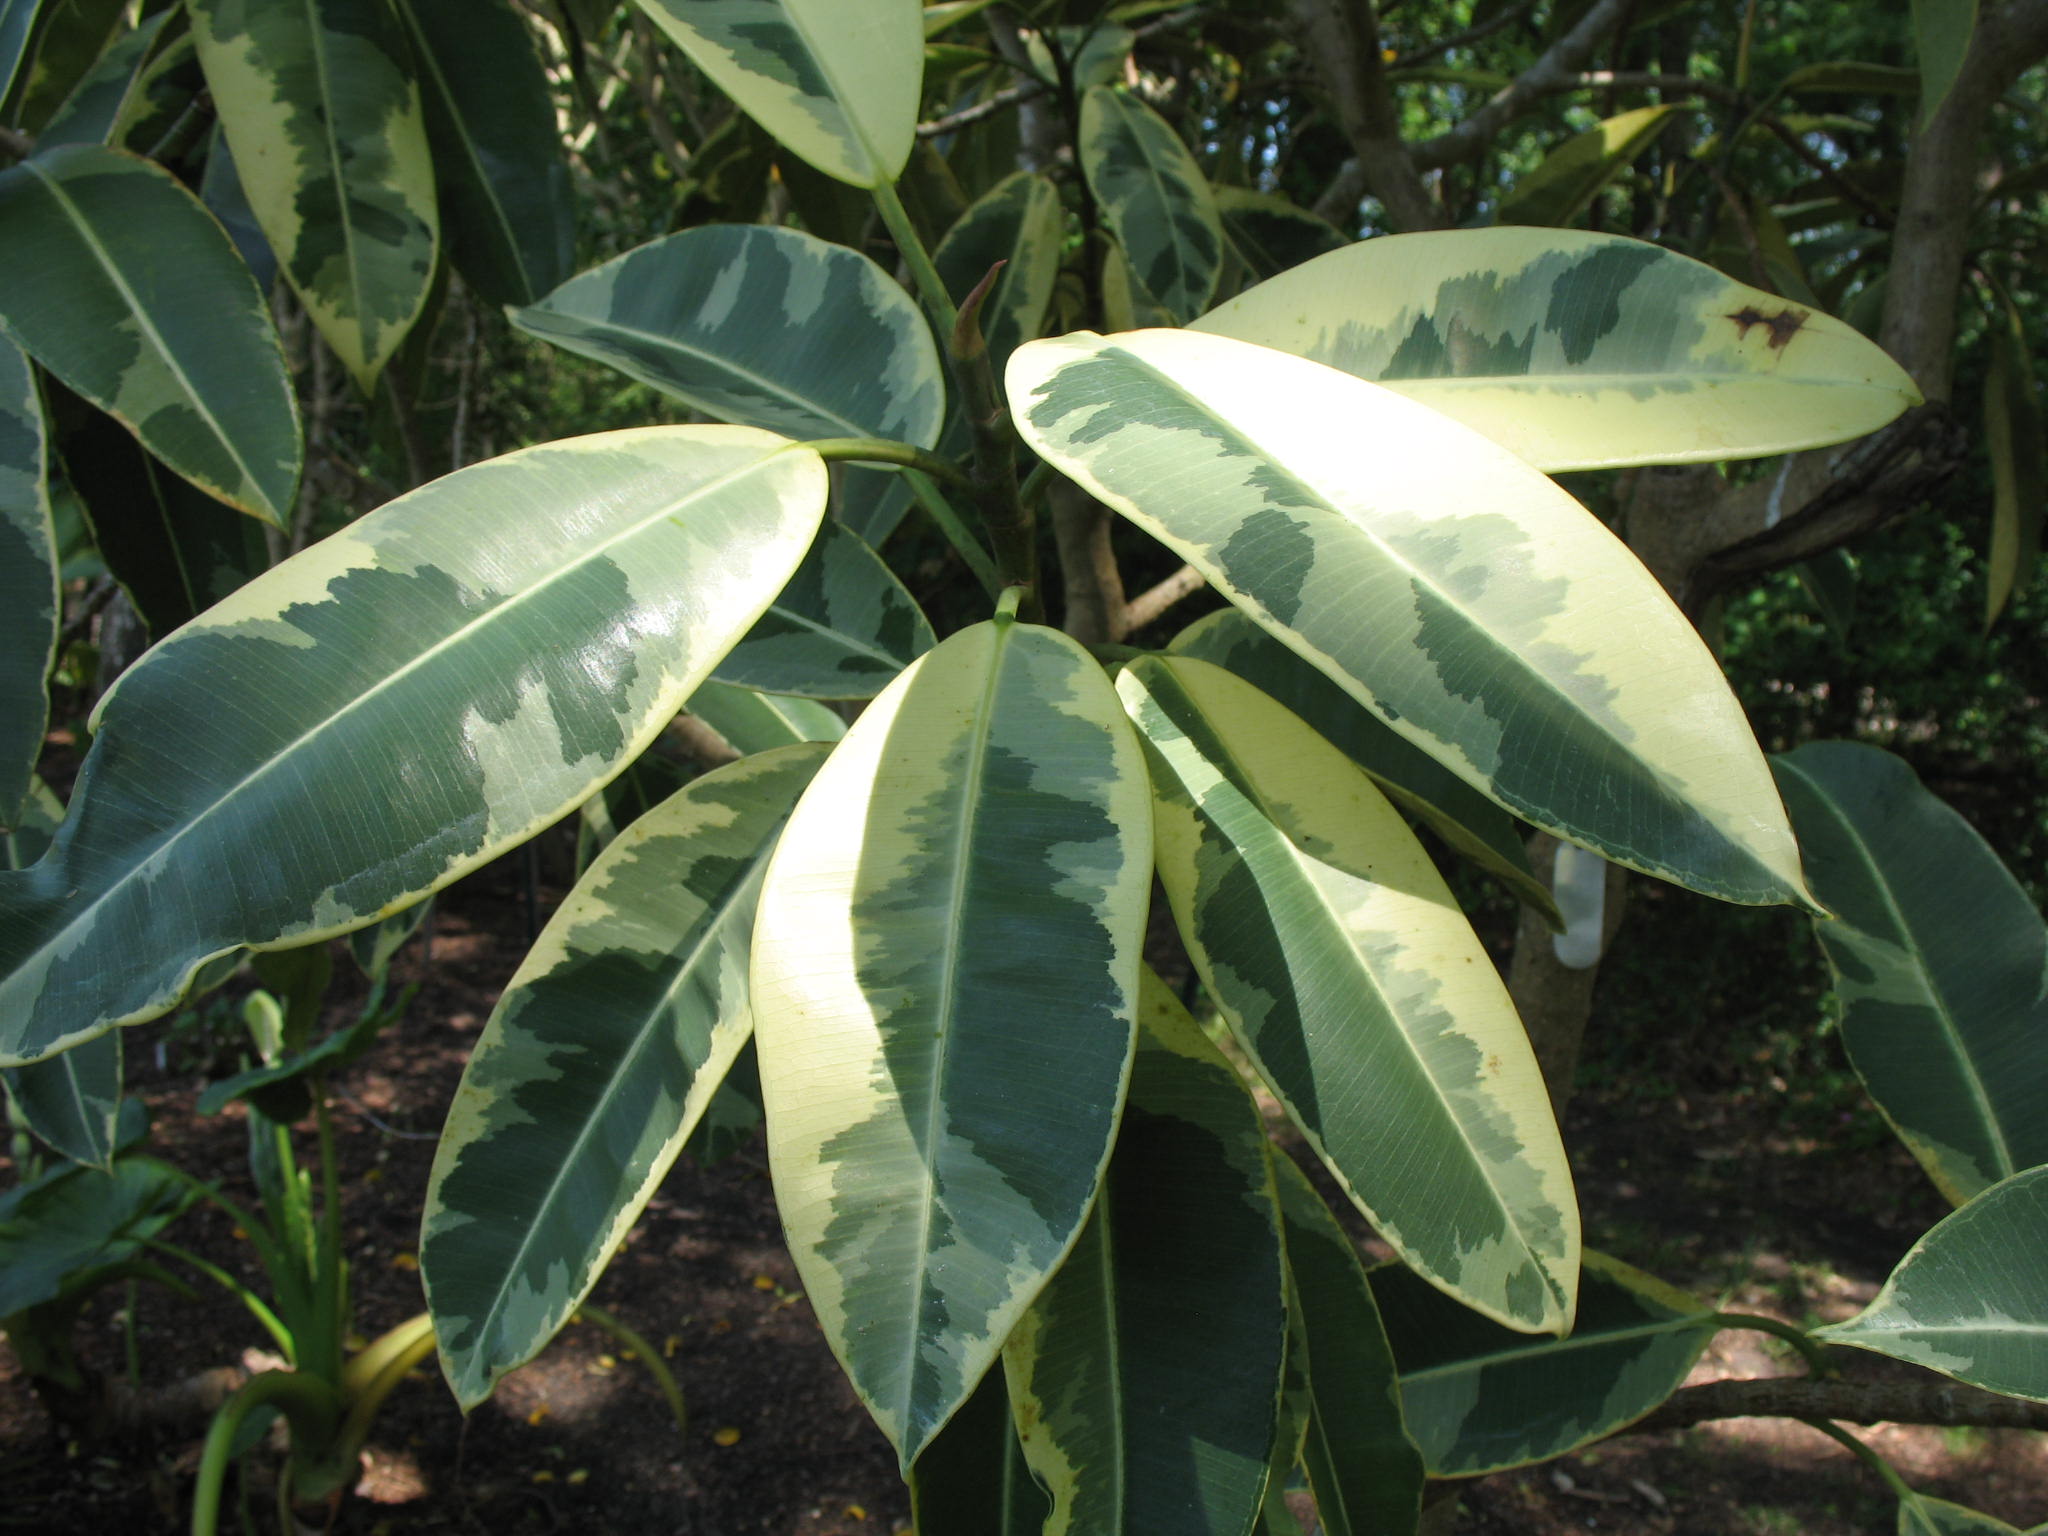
[1078,85,1223,324]
[1009,327,1814,909]
[395,0,573,307]
[1817,1164,2048,1400]
[712,517,934,698]
[1190,227,1923,470]
[189,0,439,394]
[1374,1252,1715,1475]
[3,0,125,132]
[1214,185,1349,286]
[0,426,827,1065]
[685,677,848,754]
[1003,969,1287,1536]
[751,615,1152,1464]
[0,330,54,824]
[0,144,300,524]
[1272,1156,1424,1536]
[909,1359,1053,1536]
[423,743,828,1408]
[632,0,923,188]
[1499,104,1681,228]
[514,224,944,451]
[934,170,1065,378]
[1120,655,1577,1333]
[34,9,167,148]
[0,0,37,103]
[1168,608,1557,927]
[1774,743,2048,1205]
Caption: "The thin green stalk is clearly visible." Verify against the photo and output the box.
[1711,1311,1835,1377]
[1799,1416,1916,1499]
[141,1238,297,1362]
[871,178,960,337]
[575,1304,689,1437]
[189,1371,340,1536]
[807,436,974,489]
[906,471,1002,596]
[307,1090,347,1386]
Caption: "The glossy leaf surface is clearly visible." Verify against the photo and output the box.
[396,0,573,306]
[908,1362,1052,1536]
[514,224,944,450]
[1375,1252,1714,1475]
[1818,1165,2048,1400]
[713,519,934,698]
[1121,655,1577,1333]
[0,143,299,524]
[686,678,848,754]
[424,744,827,1408]
[1273,1155,1424,1536]
[1010,326,1812,910]
[189,0,438,393]
[1191,227,1923,470]
[633,0,922,187]
[1774,742,2048,1204]
[752,616,1151,1464]
[1168,608,1556,926]
[0,426,827,1065]
[0,330,53,823]
[1078,85,1223,324]
[1003,973,1286,1535]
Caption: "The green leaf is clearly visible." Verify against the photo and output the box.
[1025,22,1132,92]
[0,0,39,103]
[1817,1164,2048,1400]
[0,1154,187,1316]
[49,384,268,638]
[1374,1252,1715,1476]
[1003,971,1287,1536]
[1168,608,1558,928]
[685,678,848,754]
[1984,296,2044,627]
[188,0,439,394]
[423,744,828,1409]
[1912,0,1977,127]
[5,1032,120,1169]
[0,144,301,524]
[1899,1492,2025,1536]
[0,426,828,1065]
[1009,327,1813,910]
[751,615,1152,1465]
[1272,1155,1425,1536]
[395,0,574,307]
[0,331,54,825]
[712,518,935,698]
[934,170,1066,379]
[1781,61,1923,96]
[513,224,944,451]
[1078,85,1223,325]
[1213,186,1350,285]
[1773,743,2048,1205]
[33,9,167,148]
[1189,227,1924,471]
[632,0,923,188]
[3,0,124,132]
[1119,655,1577,1333]
[1500,105,1682,228]
[908,1360,1053,1536]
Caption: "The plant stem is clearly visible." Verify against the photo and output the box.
[807,437,974,489]
[1711,1311,1835,1377]
[575,1304,688,1436]
[871,178,960,337]
[906,472,1002,597]
[1799,1416,1917,1499]
[141,1238,298,1362]
[190,1371,340,1536]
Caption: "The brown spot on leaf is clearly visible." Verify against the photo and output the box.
[1724,305,1810,351]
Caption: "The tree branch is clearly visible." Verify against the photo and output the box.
[1286,0,1442,231]
[1123,564,1208,635]
[1631,1373,2048,1437]
[1410,0,1635,171]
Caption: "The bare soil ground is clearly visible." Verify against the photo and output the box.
[4,857,2043,1535]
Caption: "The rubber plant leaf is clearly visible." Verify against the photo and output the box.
[632,0,923,188]
[1119,654,1578,1333]
[1002,970,1286,1535]
[751,614,1152,1466]
[0,330,54,824]
[1009,326,1814,910]
[1190,227,1923,470]
[1774,742,2048,1205]
[1817,1164,2048,1400]
[423,743,829,1408]
[513,224,944,451]
[0,426,827,1065]
[0,143,300,524]
[1498,104,1682,228]
[907,1361,1052,1536]
[1077,84,1223,324]
[188,0,439,394]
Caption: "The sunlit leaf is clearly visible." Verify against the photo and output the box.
[424,744,827,1408]
[1190,227,1923,470]
[751,615,1152,1464]
[0,427,827,1065]
[685,678,848,754]
[0,144,300,524]
[1120,655,1577,1332]
[1078,85,1222,324]
[1500,105,1681,227]
[1009,326,1814,909]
